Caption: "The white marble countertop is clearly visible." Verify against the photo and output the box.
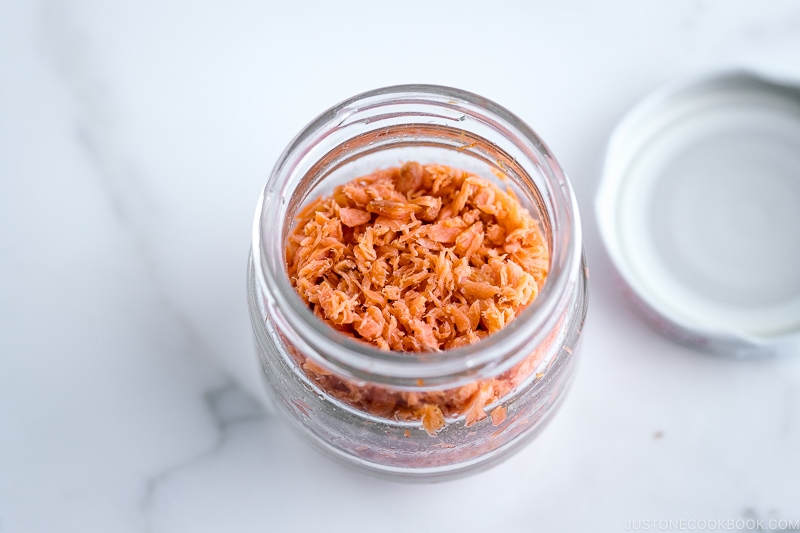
[3,1,800,532]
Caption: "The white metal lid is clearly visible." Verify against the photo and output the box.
[597,71,800,356]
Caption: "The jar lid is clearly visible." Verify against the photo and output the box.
[597,70,800,356]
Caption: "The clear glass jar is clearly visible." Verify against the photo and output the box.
[247,85,587,480]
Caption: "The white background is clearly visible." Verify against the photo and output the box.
[2,1,799,532]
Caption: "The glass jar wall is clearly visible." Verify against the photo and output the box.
[247,85,587,480]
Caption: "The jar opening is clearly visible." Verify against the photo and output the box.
[252,85,582,388]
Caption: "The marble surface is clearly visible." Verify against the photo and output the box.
[2,1,800,532]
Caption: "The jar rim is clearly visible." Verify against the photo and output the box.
[252,84,583,386]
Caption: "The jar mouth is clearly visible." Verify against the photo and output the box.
[252,84,583,387]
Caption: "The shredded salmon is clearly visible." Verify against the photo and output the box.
[491,405,507,427]
[286,162,551,435]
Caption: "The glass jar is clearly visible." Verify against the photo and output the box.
[247,85,587,480]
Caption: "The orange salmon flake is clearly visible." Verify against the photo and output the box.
[491,405,507,427]
[288,162,548,352]
[286,162,551,433]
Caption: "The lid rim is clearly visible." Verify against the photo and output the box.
[597,69,800,356]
